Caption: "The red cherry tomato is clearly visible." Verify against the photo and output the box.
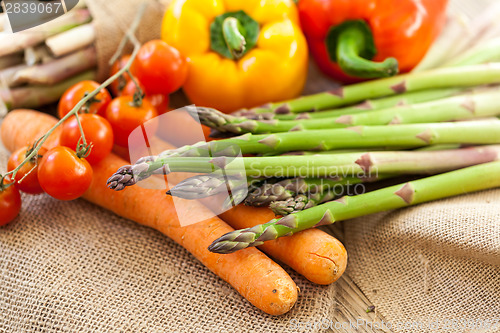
[38,147,93,201]
[121,80,170,115]
[0,177,22,226]
[7,146,47,194]
[105,96,158,147]
[110,54,132,96]
[131,40,188,95]
[60,114,114,165]
[58,80,112,119]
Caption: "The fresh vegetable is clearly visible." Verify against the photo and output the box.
[60,114,114,165]
[58,80,112,118]
[7,145,47,194]
[162,0,308,112]
[234,87,464,121]
[116,137,347,285]
[192,89,500,133]
[0,177,22,226]
[220,205,348,285]
[248,64,500,114]
[1,109,299,316]
[130,40,187,95]
[105,96,158,147]
[105,122,500,184]
[121,80,170,115]
[1,71,97,110]
[208,161,500,253]
[108,145,500,180]
[298,0,448,81]
[109,54,132,96]
[38,146,93,201]
[244,176,380,207]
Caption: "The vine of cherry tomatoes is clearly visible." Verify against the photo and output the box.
[1,40,187,226]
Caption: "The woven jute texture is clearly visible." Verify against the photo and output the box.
[343,191,500,333]
[0,143,337,332]
[85,0,167,82]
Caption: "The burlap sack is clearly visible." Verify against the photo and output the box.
[343,191,500,333]
[0,144,338,332]
[84,0,168,81]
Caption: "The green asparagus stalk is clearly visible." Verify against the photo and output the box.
[12,46,97,85]
[269,191,337,215]
[0,9,92,57]
[247,64,500,114]
[107,144,500,189]
[208,161,500,253]
[0,70,96,110]
[244,176,371,207]
[167,174,255,200]
[235,87,465,120]
[193,90,500,134]
[445,38,500,67]
[107,122,500,190]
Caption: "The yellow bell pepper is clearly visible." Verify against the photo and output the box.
[162,0,308,113]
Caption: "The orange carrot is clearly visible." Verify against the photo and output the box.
[1,109,298,315]
[220,205,348,285]
[113,133,348,285]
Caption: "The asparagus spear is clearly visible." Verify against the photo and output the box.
[166,174,252,200]
[46,23,96,57]
[0,70,96,109]
[208,161,500,253]
[0,52,23,70]
[244,177,370,207]
[269,191,337,215]
[24,45,52,66]
[193,90,500,134]
[234,87,465,120]
[107,144,500,189]
[12,46,97,85]
[0,9,91,57]
[247,64,500,114]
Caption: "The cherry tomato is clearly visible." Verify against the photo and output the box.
[58,80,112,119]
[121,80,170,115]
[0,177,22,226]
[131,40,188,95]
[38,147,93,201]
[7,146,47,194]
[110,54,132,96]
[60,114,114,165]
[105,96,158,147]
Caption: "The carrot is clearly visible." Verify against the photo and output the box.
[1,109,298,315]
[220,205,348,285]
[112,132,348,285]
[0,109,61,152]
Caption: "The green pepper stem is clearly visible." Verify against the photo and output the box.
[222,17,247,60]
[335,23,399,79]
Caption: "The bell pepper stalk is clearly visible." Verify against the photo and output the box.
[162,0,308,113]
[298,0,449,82]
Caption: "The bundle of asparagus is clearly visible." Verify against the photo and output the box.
[107,63,500,254]
[0,1,97,114]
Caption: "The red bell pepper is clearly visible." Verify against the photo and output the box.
[298,0,449,83]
